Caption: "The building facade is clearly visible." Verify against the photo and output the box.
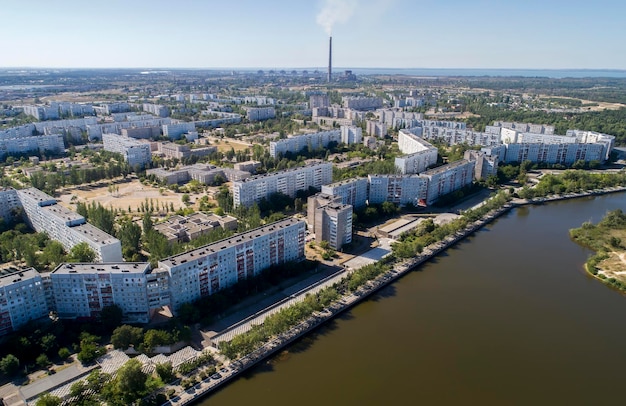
[321,178,368,209]
[0,268,49,335]
[367,174,429,206]
[270,130,340,158]
[232,162,333,208]
[420,160,475,204]
[102,134,152,168]
[159,218,306,312]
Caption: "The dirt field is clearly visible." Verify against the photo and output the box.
[57,179,187,212]
[597,230,626,283]
[209,138,253,153]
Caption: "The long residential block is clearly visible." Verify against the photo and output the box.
[159,218,306,312]
[0,267,49,335]
[233,162,333,208]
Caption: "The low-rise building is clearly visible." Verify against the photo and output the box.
[154,213,237,244]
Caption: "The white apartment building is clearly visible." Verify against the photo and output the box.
[142,103,170,118]
[246,107,276,122]
[310,94,330,109]
[0,267,49,335]
[0,134,65,158]
[102,133,152,168]
[233,162,333,208]
[159,218,306,312]
[366,120,387,137]
[464,150,499,180]
[340,126,363,145]
[395,130,439,174]
[321,178,369,209]
[162,122,196,139]
[503,143,605,165]
[0,188,20,222]
[17,188,122,262]
[270,130,341,158]
[367,174,429,206]
[342,96,383,111]
[421,160,475,205]
[50,262,168,323]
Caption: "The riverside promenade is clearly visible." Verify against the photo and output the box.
[171,186,626,406]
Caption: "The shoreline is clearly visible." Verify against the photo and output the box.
[172,186,626,406]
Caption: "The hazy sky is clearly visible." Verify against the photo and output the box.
[1,0,625,69]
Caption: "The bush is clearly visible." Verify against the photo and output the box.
[58,347,71,361]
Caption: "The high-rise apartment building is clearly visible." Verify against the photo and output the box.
[233,162,333,208]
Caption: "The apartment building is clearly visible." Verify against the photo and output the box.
[142,103,170,118]
[102,133,152,168]
[0,267,49,335]
[395,130,439,174]
[0,188,20,222]
[368,174,429,206]
[366,120,387,137]
[307,194,352,250]
[50,262,168,323]
[0,134,65,158]
[342,96,383,111]
[421,160,475,205]
[270,130,341,158]
[340,126,363,145]
[502,142,605,165]
[162,122,196,139]
[159,218,306,312]
[232,162,333,208]
[464,150,499,180]
[321,178,368,209]
[309,94,330,109]
[246,107,276,122]
[16,188,122,262]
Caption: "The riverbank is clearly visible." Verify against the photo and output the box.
[171,186,626,406]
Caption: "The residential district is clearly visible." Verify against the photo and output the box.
[0,68,623,405]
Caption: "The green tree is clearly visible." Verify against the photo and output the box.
[143,329,173,352]
[103,359,148,404]
[68,242,96,263]
[0,354,20,375]
[77,333,103,365]
[182,193,190,205]
[35,393,61,406]
[117,220,142,261]
[155,361,174,383]
[36,354,50,369]
[58,347,71,360]
[111,325,144,350]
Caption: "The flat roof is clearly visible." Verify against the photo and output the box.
[17,187,56,203]
[52,262,149,275]
[42,204,85,224]
[324,177,367,188]
[422,159,472,176]
[159,218,304,268]
[236,162,330,183]
[0,267,40,288]
[71,223,119,246]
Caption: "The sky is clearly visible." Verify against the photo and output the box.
[1,0,625,70]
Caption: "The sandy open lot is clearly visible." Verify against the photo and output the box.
[57,179,186,212]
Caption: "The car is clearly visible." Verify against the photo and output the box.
[220,367,228,374]
[211,373,222,380]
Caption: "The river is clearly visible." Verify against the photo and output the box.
[201,193,626,406]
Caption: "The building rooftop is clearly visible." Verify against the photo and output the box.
[52,262,150,275]
[422,159,472,176]
[42,204,85,225]
[324,177,367,188]
[159,218,304,268]
[0,267,41,289]
[17,187,57,205]
[236,161,330,183]
[71,223,119,246]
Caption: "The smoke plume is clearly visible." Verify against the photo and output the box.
[316,0,358,36]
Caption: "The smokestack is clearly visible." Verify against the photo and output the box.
[328,36,332,83]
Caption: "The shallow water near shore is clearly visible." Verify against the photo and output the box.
[201,193,626,406]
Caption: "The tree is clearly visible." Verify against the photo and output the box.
[58,347,71,360]
[68,242,96,263]
[117,220,141,261]
[104,359,148,404]
[100,304,123,331]
[77,333,103,365]
[35,393,61,406]
[155,361,174,383]
[40,333,58,354]
[36,354,50,369]
[182,193,190,205]
[111,325,144,350]
[143,329,173,352]
[0,354,19,375]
